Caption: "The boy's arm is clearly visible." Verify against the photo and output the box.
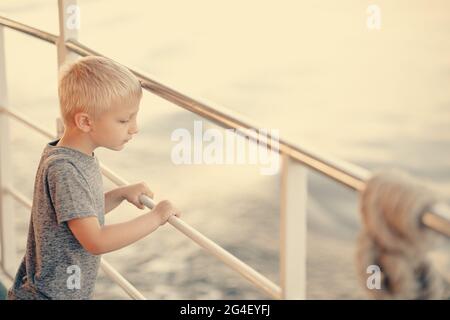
[68,200,179,255]
[104,183,154,214]
[104,187,125,214]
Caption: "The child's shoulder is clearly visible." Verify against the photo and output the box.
[41,140,98,172]
[41,150,76,173]
[36,140,101,191]
[37,148,86,185]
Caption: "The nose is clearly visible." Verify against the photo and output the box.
[128,119,139,135]
[129,126,139,135]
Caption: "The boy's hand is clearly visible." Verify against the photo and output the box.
[153,200,181,225]
[121,182,154,209]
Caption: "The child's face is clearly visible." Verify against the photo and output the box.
[90,100,140,151]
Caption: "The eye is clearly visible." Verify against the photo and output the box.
[119,120,129,124]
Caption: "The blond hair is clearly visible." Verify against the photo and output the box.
[58,56,142,126]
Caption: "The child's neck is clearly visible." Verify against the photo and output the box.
[57,128,97,157]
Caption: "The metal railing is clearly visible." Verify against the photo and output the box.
[1,0,450,300]
[0,105,281,299]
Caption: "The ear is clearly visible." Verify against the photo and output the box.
[74,112,94,133]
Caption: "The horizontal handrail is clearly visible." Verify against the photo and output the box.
[63,43,450,241]
[0,15,367,192]
[0,105,282,299]
[1,14,450,238]
[1,15,450,297]
[64,39,371,192]
[0,16,57,44]
[2,185,146,300]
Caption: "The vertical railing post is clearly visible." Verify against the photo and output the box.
[57,0,78,67]
[57,0,78,137]
[0,23,17,277]
[280,154,307,299]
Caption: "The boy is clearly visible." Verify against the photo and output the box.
[7,56,180,300]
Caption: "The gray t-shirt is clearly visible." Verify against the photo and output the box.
[8,139,105,300]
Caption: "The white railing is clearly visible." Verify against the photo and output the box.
[1,0,450,300]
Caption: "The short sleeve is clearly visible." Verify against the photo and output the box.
[47,160,97,224]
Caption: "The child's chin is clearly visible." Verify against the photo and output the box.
[106,144,125,151]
